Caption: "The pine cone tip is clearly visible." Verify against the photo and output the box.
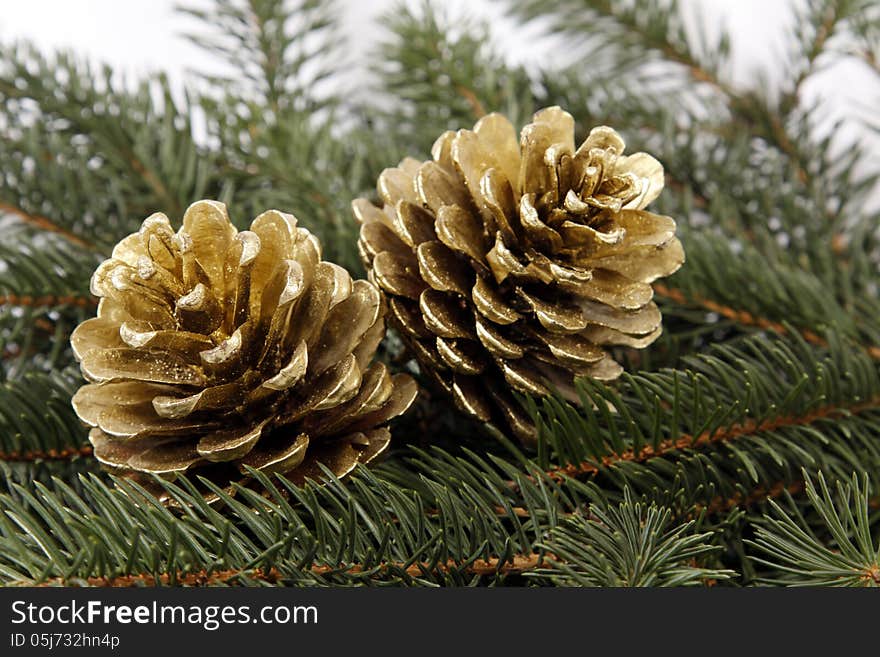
[72,200,415,499]
[357,107,683,443]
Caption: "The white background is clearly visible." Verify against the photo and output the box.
[0,0,876,171]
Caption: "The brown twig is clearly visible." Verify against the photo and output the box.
[0,202,92,249]
[698,480,880,519]
[31,553,552,587]
[696,480,807,516]
[860,49,880,78]
[126,157,182,218]
[24,484,879,588]
[664,176,708,209]
[33,568,284,588]
[455,84,487,119]
[0,293,96,309]
[311,552,546,577]
[416,504,530,520]
[546,396,880,480]
[862,565,880,585]
[653,283,880,361]
[0,446,93,462]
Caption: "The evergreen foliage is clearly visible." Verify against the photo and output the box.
[750,472,880,586]
[0,0,877,586]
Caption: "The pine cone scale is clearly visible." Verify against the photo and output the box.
[197,420,267,462]
[471,277,521,324]
[436,204,487,264]
[475,317,524,359]
[238,432,308,474]
[301,363,393,435]
[340,373,418,434]
[372,250,427,300]
[284,426,390,488]
[71,201,415,499]
[420,289,473,339]
[89,429,199,476]
[357,106,684,443]
[393,201,437,246]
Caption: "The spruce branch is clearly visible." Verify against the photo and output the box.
[526,334,880,513]
[0,45,216,242]
[529,488,733,586]
[0,203,92,250]
[545,397,880,481]
[178,0,343,113]
[0,225,97,306]
[0,224,97,374]
[786,0,880,105]
[0,453,594,586]
[654,283,829,352]
[0,0,876,590]
[0,450,734,587]
[654,283,880,362]
[749,471,880,586]
[656,235,879,361]
[504,0,731,92]
[0,446,93,463]
[374,2,534,148]
[33,553,551,588]
[786,0,844,109]
[0,366,85,458]
[847,5,880,77]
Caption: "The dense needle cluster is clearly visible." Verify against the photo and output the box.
[71,201,416,496]
[356,107,683,442]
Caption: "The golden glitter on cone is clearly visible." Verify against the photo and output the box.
[355,107,683,443]
[72,201,416,500]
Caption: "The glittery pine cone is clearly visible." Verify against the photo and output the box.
[71,201,416,495]
[355,107,683,444]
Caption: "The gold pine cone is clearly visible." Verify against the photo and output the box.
[71,201,416,494]
[355,106,683,444]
